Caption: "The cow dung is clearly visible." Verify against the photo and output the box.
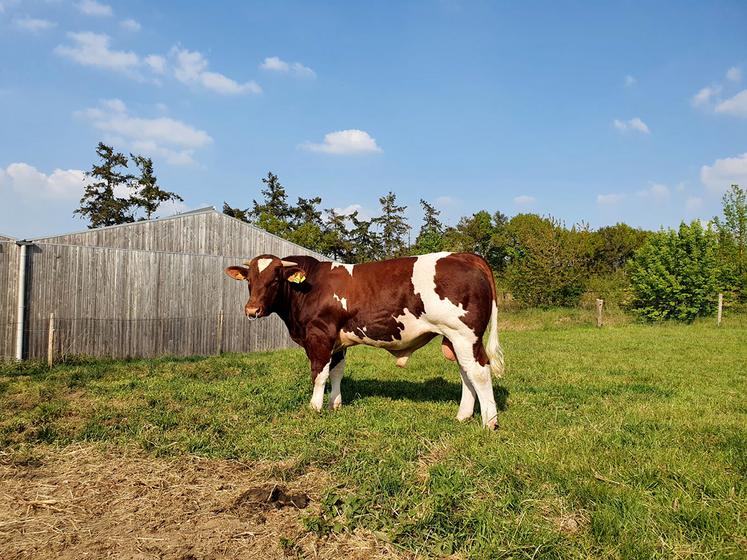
[233,485,310,510]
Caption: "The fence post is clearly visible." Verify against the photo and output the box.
[596,299,604,328]
[47,313,55,367]
[216,309,224,355]
[717,293,723,327]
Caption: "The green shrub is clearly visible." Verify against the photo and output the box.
[505,214,594,307]
[628,221,719,322]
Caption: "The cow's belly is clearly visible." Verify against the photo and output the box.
[338,309,435,350]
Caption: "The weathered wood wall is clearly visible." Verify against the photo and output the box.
[0,242,20,359]
[1,210,327,361]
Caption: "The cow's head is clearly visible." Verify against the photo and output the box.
[225,255,306,319]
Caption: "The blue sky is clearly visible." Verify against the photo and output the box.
[1,0,746,239]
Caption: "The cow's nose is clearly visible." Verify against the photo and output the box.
[245,306,261,318]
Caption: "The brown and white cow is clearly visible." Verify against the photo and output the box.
[225,252,505,429]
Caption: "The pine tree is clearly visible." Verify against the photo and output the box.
[290,196,323,228]
[349,211,382,262]
[373,191,410,258]
[222,202,249,222]
[74,142,134,228]
[250,172,291,223]
[413,199,445,254]
[323,208,353,261]
[130,155,183,220]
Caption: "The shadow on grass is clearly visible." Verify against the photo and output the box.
[343,375,509,410]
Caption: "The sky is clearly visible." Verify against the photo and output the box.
[1,0,746,239]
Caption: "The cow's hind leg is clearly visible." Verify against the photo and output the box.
[328,349,346,410]
[443,337,476,421]
[451,335,498,430]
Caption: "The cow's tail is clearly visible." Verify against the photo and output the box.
[484,267,505,378]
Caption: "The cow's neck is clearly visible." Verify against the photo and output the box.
[271,280,308,340]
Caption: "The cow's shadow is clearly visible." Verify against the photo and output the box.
[342,375,509,411]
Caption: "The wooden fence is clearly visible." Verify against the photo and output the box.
[1,240,312,361]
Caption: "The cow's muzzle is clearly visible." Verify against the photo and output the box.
[245,306,263,320]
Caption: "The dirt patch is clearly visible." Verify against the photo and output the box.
[233,485,310,511]
[0,444,406,560]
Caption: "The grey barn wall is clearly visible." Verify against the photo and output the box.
[1,209,328,361]
[0,242,20,359]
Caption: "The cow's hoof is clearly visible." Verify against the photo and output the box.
[329,400,342,411]
[456,413,473,422]
[485,418,499,431]
[309,401,323,413]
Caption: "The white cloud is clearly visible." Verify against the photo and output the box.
[435,195,458,207]
[158,199,192,217]
[700,152,747,193]
[76,0,112,16]
[624,75,636,87]
[0,163,88,199]
[120,18,141,32]
[76,99,213,166]
[333,204,363,216]
[171,47,261,95]
[597,193,626,205]
[260,56,316,78]
[691,86,721,107]
[144,54,166,74]
[301,129,382,155]
[637,182,670,200]
[55,32,139,74]
[260,56,288,72]
[714,89,747,117]
[726,66,742,82]
[14,16,57,32]
[513,195,536,206]
[613,117,650,134]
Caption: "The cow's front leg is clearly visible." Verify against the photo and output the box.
[328,349,346,410]
[305,332,335,412]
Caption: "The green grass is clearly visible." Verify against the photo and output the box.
[1,316,746,558]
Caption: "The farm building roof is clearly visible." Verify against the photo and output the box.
[27,207,326,260]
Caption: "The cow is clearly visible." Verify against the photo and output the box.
[224,252,505,429]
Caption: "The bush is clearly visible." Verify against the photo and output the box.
[504,214,593,307]
[628,221,719,322]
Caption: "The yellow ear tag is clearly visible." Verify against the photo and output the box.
[288,271,306,284]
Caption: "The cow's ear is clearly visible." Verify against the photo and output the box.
[284,267,307,284]
[225,266,249,281]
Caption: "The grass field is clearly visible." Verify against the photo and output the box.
[1,312,746,558]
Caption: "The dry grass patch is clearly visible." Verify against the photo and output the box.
[0,444,406,560]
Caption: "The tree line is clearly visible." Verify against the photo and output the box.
[223,172,746,319]
[73,145,746,321]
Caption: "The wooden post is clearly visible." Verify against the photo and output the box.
[596,299,604,328]
[47,313,55,367]
[216,309,224,354]
[717,293,723,327]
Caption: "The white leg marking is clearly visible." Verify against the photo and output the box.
[257,258,273,273]
[451,336,498,429]
[328,354,346,410]
[456,366,477,421]
[310,361,330,412]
